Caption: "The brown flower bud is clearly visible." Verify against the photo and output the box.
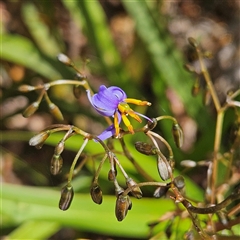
[203,88,211,106]
[126,178,142,199]
[48,103,64,121]
[157,156,171,181]
[59,184,74,211]
[180,160,197,168]
[184,64,196,73]
[90,183,103,204]
[115,194,132,221]
[57,53,72,66]
[173,176,185,190]
[191,78,200,97]
[172,123,183,148]
[54,141,65,155]
[18,84,36,92]
[188,37,198,48]
[147,118,157,131]
[153,186,169,198]
[135,142,158,156]
[108,169,117,181]
[29,131,50,147]
[73,85,82,99]
[22,102,39,118]
[50,154,63,175]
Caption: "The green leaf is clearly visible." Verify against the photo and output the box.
[21,2,63,56]
[122,0,201,117]
[1,34,61,79]
[62,0,130,87]
[7,221,60,240]
[2,183,175,238]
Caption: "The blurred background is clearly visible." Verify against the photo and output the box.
[1,0,240,239]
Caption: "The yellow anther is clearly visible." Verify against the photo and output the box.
[118,102,131,114]
[114,111,120,136]
[128,110,142,123]
[122,115,134,134]
[124,98,151,106]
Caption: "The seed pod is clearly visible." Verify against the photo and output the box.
[180,160,197,168]
[22,102,39,118]
[157,156,170,181]
[172,123,183,148]
[108,169,117,181]
[135,142,158,156]
[191,78,200,97]
[29,131,50,147]
[18,84,36,92]
[115,194,131,221]
[126,178,142,199]
[188,37,198,48]
[50,154,63,175]
[90,183,103,204]
[57,53,72,66]
[147,118,157,131]
[48,103,64,121]
[54,141,65,155]
[184,64,196,73]
[173,176,185,190]
[203,88,211,106]
[153,186,169,198]
[73,85,83,99]
[59,184,74,211]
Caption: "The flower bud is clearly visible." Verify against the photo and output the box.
[90,183,103,204]
[115,194,132,221]
[57,53,72,66]
[184,64,196,73]
[173,176,185,190]
[48,103,64,121]
[147,118,157,131]
[126,178,142,199]
[108,169,117,181]
[29,131,50,147]
[180,160,197,168]
[73,85,82,99]
[172,123,183,148]
[22,102,39,118]
[153,186,169,198]
[188,37,198,48]
[134,142,158,156]
[18,84,36,92]
[203,88,211,106]
[157,156,171,181]
[59,184,74,211]
[54,141,65,155]
[50,154,63,175]
[191,78,200,97]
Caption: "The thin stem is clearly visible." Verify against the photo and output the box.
[119,138,154,181]
[208,110,225,204]
[148,131,174,159]
[196,47,221,111]
[93,154,108,183]
[155,115,178,124]
[67,138,88,184]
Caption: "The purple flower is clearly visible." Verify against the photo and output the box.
[87,85,152,141]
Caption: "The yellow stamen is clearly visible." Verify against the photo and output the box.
[128,110,142,123]
[122,114,134,134]
[114,111,120,136]
[118,102,131,114]
[124,98,151,106]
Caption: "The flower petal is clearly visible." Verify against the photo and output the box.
[97,124,116,141]
[88,85,125,116]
